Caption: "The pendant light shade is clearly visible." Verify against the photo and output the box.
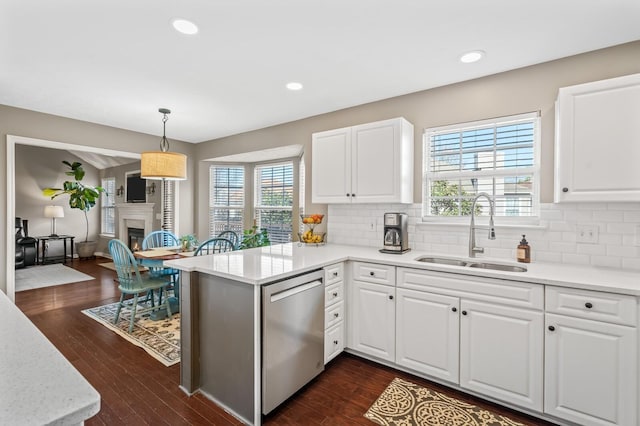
[141,108,187,180]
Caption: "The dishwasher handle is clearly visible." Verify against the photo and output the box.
[270,280,323,303]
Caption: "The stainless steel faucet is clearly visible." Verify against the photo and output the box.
[468,193,496,258]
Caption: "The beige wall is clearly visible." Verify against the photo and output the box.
[2,106,196,294]
[15,145,101,242]
[194,41,640,238]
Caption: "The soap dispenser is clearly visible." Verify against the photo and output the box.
[517,235,531,263]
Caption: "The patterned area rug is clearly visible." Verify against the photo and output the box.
[365,378,524,426]
[81,301,180,366]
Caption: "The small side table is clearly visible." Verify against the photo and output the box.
[36,235,75,265]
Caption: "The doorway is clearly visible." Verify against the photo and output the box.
[6,135,140,301]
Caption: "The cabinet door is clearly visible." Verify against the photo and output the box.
[555,73,640,202]
[349,280,395,361]
[544,313,637,426]
[460,300,543,411]
[351,118,413,203]
[311,127,352,203]
[396,288,459,383]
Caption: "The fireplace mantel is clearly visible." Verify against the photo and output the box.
[116,203,155,242]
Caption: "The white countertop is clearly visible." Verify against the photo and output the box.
[165,243,640,295]
[0,291,100,425]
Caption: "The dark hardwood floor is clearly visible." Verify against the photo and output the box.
[15,258,556,425]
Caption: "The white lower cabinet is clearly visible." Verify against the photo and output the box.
[459,300,543,411]
[395,288,459,383]
[324,263,345,364]
[345,263,639,425]
[349,280,396,362]
[544,314,637,426]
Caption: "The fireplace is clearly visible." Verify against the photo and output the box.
[128,228,145,251]
[116,203,154,244]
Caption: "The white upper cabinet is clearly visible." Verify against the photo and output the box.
[555,73,640,202]
[312,117,414,204]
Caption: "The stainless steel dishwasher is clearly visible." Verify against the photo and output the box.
[262,269,325,414]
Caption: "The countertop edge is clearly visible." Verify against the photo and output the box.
[164,244,640,295]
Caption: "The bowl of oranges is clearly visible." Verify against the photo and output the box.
[300,214,324,224]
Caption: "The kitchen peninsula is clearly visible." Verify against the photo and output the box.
[166,243,640,426]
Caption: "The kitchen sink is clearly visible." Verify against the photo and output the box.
[467,262,527,272]
[414,256,527,272]
[415,256,470,267]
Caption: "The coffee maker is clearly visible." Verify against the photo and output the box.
[380,212,410,254]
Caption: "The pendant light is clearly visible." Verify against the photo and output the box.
[141,108,187,180]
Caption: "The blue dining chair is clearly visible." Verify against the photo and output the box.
[194,237,235,256]
[216,230,240,250]
[142,230,180,250]
[141,230,180,296]
[108,239,172,333]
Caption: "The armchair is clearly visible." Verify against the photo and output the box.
[15,217,37,269]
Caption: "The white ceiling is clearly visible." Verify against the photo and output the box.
[2,1,640,143]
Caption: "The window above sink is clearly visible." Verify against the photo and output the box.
[422,112,541,223]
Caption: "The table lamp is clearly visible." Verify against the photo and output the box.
[44,205,64,237]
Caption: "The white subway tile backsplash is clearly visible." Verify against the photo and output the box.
[607,223,636,234]
[593,210,624,222]
[591,256,622,269]
[576,244,606,256]
[623,211,640,222]
[328,202,640,271]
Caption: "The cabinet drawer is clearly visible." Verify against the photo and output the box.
[325,282,344,307]
[546,286,637,326]
[324,263,344,286]
[352,262,396,286]
[325,301,344,329]
[398,268,543,310]
[325,322,345,363]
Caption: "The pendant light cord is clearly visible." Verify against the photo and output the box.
[159,109,171,152]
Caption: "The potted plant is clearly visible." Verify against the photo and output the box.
[43,161,106,259]
[239,225,271,249]
[179,234,198,252]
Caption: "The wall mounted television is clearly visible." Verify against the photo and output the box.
[126,174,146,203]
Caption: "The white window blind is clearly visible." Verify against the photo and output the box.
[101,177,116,235]
[423,112,539,219]
[255,162,293,244]
[209,166,245,237]
[162,180,175,233]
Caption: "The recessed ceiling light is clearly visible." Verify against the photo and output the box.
[286,82,303,91]
[172,19,198,35]
[459,50,485,63]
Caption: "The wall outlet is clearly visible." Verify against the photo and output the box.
[576,225,599,244]
[368,220,376,231]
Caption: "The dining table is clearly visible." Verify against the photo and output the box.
[133,248,194,316]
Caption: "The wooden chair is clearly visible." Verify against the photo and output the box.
[141,230,180,295]
[216,230,240,249]
[194,237,235,256]
[108,239,172,333]
[142,230,179,250]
